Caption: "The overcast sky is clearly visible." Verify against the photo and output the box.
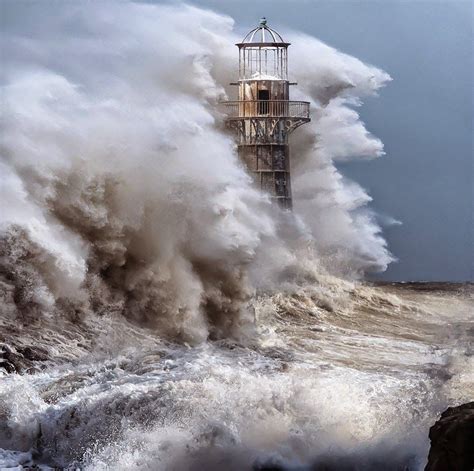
[185,0,473,282]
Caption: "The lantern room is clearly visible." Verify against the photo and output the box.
[236,17,289,81]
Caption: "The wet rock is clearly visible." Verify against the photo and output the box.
[0,346,26,373]
[18,345,49,361]
[425,402,474,471]
[0,359,17,374]
[0,344,49,374]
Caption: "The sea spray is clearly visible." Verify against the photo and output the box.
[1,2,393,341]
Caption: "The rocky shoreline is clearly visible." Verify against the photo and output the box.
[425,402,474,471]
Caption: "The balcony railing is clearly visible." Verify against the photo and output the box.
[221,100,310,119]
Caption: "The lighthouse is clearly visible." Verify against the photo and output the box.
[222,18,310,209]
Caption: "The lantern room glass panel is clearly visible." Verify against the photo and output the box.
[239,46,288,81]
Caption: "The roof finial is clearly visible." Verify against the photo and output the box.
[259,17,267,26]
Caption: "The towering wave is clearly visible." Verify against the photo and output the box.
[1,2,392,342]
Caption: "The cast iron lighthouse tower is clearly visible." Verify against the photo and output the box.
[222,18,310,209]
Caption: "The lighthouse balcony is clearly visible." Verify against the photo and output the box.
[221,100,310,120]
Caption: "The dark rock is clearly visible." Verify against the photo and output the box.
[425,402,474,471]
[0,359,17,374]
[18,346,49,361]
[0,344,50,374]
[0,349,26,373]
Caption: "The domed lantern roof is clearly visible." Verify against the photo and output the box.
[237,18,290,47]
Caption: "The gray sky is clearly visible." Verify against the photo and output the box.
[188,0,473,282]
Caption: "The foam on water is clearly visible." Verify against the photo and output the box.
[1,283,472,470]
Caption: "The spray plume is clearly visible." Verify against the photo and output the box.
[0,1,393,342]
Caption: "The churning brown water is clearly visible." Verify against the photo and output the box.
[1,280,472,470]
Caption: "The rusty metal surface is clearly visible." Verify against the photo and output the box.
[221,20,311,209]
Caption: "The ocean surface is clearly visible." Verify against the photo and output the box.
[1,281,472,470]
